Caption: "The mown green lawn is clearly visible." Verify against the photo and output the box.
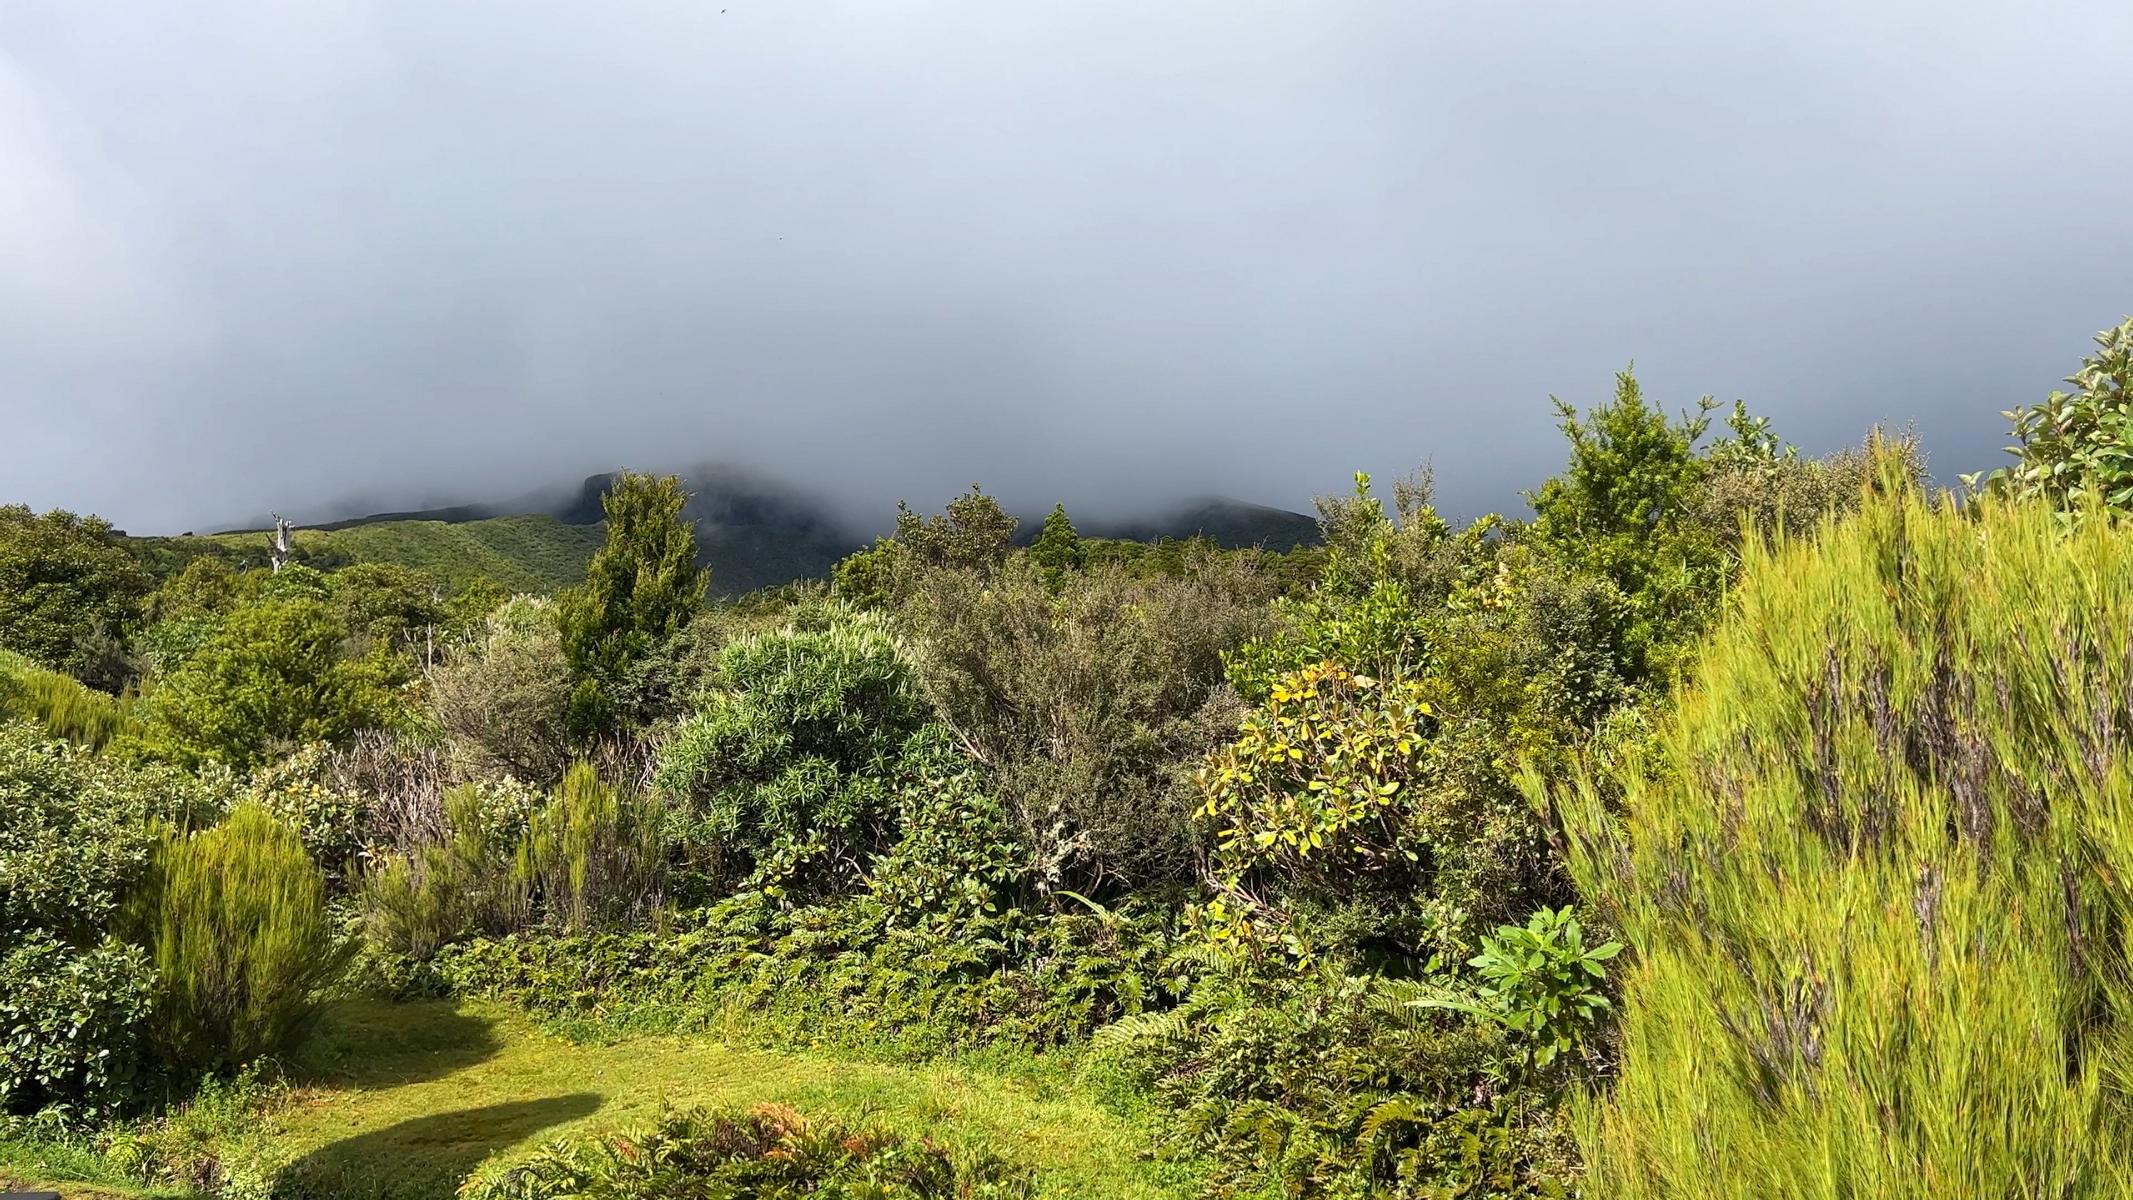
[5,1000,1196,1199]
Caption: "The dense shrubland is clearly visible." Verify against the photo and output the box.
[2,319,2131,1198]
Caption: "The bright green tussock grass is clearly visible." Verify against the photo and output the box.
[0,649,138,751]
[1540,479,2133,1198]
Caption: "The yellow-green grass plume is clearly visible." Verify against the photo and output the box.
[1538,478,2133,1198]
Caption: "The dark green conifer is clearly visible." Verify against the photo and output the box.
[1028,503,1085,585]
[558,472,706,735]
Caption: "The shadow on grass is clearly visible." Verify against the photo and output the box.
[287,999,506,1088]
[275,1094,602,1199]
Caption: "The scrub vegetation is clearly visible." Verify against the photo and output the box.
[4,317,2131,1198]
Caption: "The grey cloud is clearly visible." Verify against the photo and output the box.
[3,0,2129,533]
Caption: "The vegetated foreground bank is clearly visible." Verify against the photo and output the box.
[2,316,2131,1199]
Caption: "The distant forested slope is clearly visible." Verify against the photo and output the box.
[131,472,1322,598]
[171,515,604,594]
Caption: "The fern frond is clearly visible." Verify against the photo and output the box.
[1092,1007,1192,1049]
[1358,1095,1433,1148]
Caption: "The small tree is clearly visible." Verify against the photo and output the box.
[0,506,151,685]
[893,485,1017,572]
[1028,504,1086,585]
[1526,369,1723,686]
[829,538,900,610]
[829,487,1017,611]
[557,472,707,736]
[131,597,405,769]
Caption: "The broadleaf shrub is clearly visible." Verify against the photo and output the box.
[0,722,209,942]
[0,933,153,1116]
[655,610,925,901]
[1422,907,1620,1072]
[1965,315,2133,515]
[0,505,151,682]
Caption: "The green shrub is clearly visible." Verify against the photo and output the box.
[1419,907,1620,1073]
[655,611,927,901]
[444,727,1156,1054]
[1524,370,1725,686]
[362,765,658,965]
[904,554,1268,894]
[239,742,370,879]
[1965,315,2133,515]
[1202,474,1568,962]
[1097,958,1573,1198]
[0,723,205,941]
[362,780,541,962]
[0,724,215,1116]
[515,763,665,934]
[127,596,408,769]
[460,1103,1034,1199]
[427,596,574,785]
[440,871,1177,1059]
[1116,395,1780,1197]
[111,1064,287,1195]
[126,804,352,1073]
[860,725,1028,933]
[1542,477,2133,1197]
[1695,406,1926,550]
[327,561,447,655]
[0,505,151,683]
[0,650,139,751]
[890,485,1020,574]
[436,925,696,1020]
[1196,660,1440,944]
[0,933,153,1116]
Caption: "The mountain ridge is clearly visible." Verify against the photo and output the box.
[199,470,1321,597]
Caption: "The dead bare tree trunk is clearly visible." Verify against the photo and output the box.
[270,514,294,573]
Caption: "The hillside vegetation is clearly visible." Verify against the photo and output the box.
[167,492,1322,600]
[4,316,2132,1199]
[194,516,604,595]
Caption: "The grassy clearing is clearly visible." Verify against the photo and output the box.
[0,1000,1199,1199]
[0,1143,167,1199]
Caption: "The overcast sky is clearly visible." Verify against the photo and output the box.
[3,1,2129,534]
